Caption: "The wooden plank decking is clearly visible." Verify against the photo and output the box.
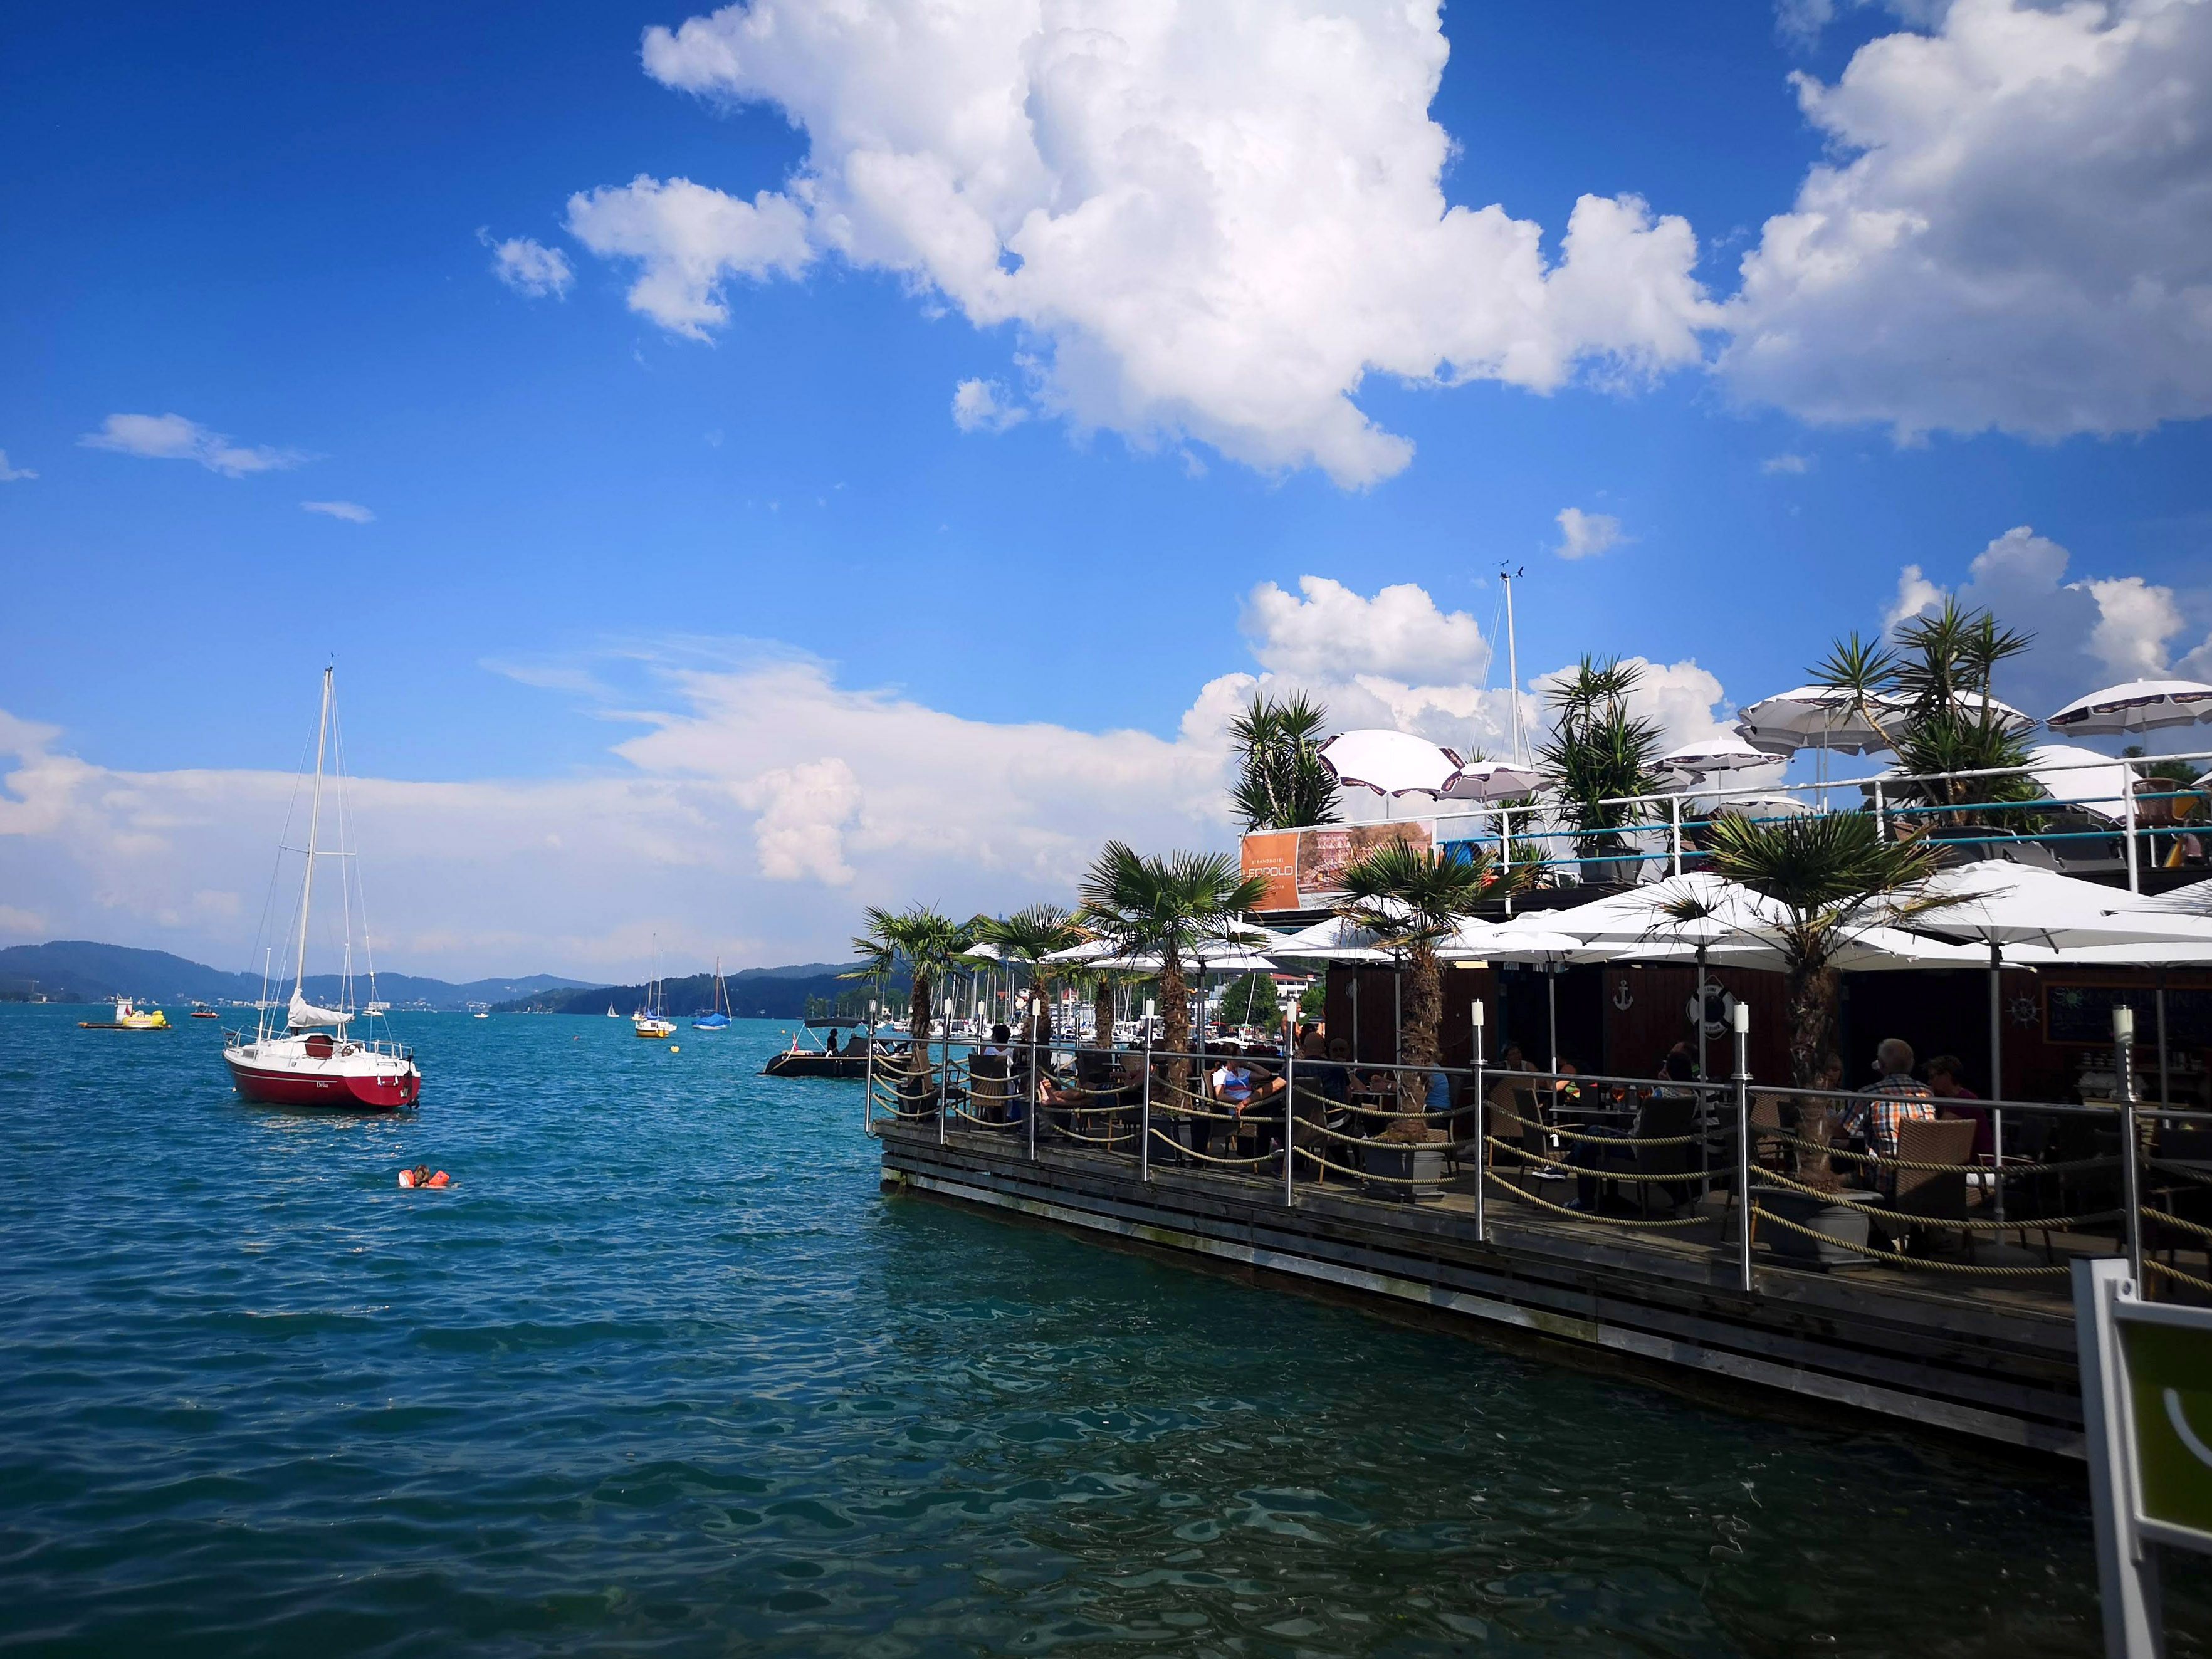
[879,1121,2093,1457]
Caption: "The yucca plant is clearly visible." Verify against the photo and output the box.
[1814,600,2038,832]
[1334,841,1519,1139]
[1538,656,1663,879]
[1229,692,1339,830]
[1668,813,1951,1189]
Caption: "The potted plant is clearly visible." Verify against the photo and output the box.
[1662,808,1959,1270]
[1333,841,1523,1203]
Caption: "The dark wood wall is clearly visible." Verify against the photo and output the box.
[1327,959,2211,1098]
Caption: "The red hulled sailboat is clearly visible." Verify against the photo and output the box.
[224,667,421,1110]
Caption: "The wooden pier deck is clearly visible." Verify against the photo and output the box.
[878,1122,2090,1457]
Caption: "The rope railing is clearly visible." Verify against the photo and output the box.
[870,1032,2209,1307]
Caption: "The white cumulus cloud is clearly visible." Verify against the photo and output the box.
[480,228,575,298]
[738,757,863,884]
[301,500,374,524]
[0,451,35,481]
[1881,525,2212,712]
[564,174,812,338]
[1553,507,1623,560]
[951,377,1027,434]
[1761,453,1811,475]
[1724,0,2212,441]
[580,0,1715,484]
[78,413,305,478]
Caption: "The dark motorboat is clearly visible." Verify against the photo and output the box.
[761,1018,885,1079]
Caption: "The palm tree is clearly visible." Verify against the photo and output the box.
[848,905,982,1057]
[1334,842,1517,1139]
[1538,656,1663,880]
[1665,812,1949,1189]
[1077,842,1267,1079]
[1229,692,1339,830]
[980,903,1083,1045]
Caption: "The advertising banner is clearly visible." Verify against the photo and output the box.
[1241,821,1434,910]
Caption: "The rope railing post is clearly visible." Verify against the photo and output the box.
[862,998,878,1138]
[2117,1003,2145,1287]
[1472,999,1486,1244]
[1141,998,1155,1183]
[1029,995,1042,1162]
[1732,1000,1753,1294]
[1282,1005,1296,1208]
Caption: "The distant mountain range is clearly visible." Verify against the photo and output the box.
[0,940,590,1012]
[0,939,886,1019]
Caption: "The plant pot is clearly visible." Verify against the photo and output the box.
[1363,1143,1447,1203]
[1758,1186,1877,1270]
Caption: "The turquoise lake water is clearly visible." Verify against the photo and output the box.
[2,1004,2204,1656]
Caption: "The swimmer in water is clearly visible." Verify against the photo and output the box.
[398,1165,451,1189]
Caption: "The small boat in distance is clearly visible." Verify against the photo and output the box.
[224,667,421,1110]
[80,995,170,1031]
[691,956,733,1030]
[605,1003,619,1018]
[633,938,676,1039]
[189,1001,220,1020]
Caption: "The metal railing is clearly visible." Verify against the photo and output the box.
[1247,746,2212,895]
[866,1009,2212,1305]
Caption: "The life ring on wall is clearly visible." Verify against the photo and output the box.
[1686,982,1738,1039]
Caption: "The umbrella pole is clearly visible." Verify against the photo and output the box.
[2158,970,2171,1110]
[1546,968,1558,1072]
[1393,960,1402,1067]
[1696,943,1708,1082]
[1350,975,1360,1065]
[1989,944,2005,1227]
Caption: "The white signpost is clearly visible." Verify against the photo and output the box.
[2075,1257,2212,1658]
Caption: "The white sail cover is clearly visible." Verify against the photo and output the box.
[288,988,352,1029]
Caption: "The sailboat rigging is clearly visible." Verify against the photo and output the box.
[633,937,675,1038]
[224,667,421,1109]
[691,956,733,1030]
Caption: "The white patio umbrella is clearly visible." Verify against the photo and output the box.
[2047,678,2212,735]
[1703,792,1816,819]
[1440,758,1545,801]
[1949,692,2039,738]
[2021,744,2134,822]
[1734,686,1902,757]
[1440,921,1593,1069]
[1657,732,1786,777]
[1318,729,1465,811]
[1268,914,1393,965]
[1902,861,2212,1107]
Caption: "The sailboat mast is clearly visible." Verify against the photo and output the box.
[291,667,333,999]
[1502,569,1524,766]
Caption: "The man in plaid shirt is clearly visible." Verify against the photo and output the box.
[1850,1037,1936,1159]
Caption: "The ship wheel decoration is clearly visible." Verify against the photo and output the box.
[2008,993,2039,1027]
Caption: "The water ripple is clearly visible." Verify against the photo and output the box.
[2,1007,2204,1656]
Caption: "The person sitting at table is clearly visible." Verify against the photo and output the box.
[1845,1037,1937,1161]
[1926,1053,1992,1158]
[1569,1050,1695,1210]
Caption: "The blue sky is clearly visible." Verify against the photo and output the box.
[3,0,2209,976]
